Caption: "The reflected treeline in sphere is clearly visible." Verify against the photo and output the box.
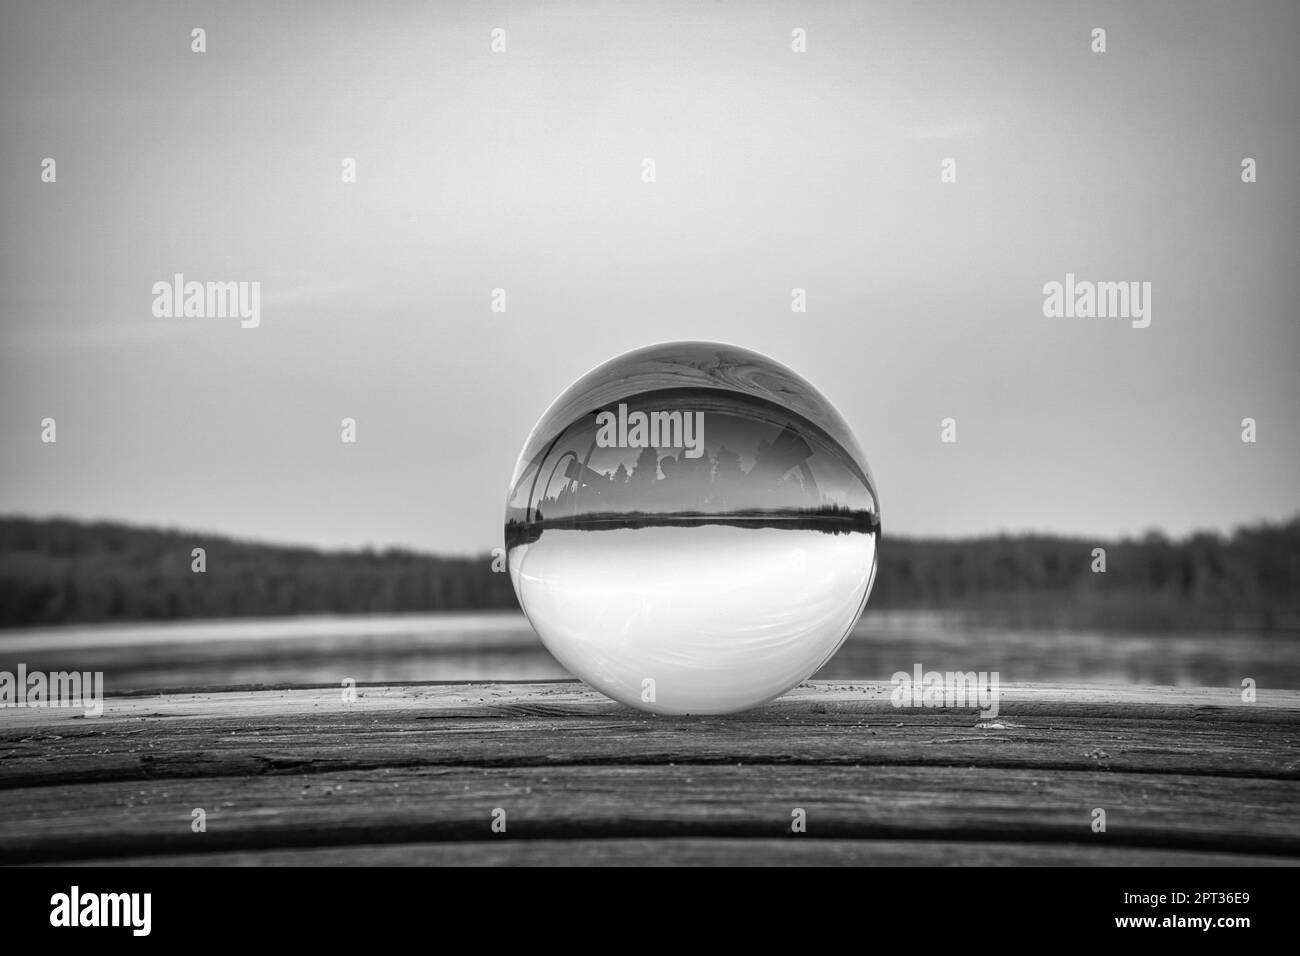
[505,342,880,714]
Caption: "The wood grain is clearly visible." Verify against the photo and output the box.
[47,840,1298,868]
[1,681,1297,865]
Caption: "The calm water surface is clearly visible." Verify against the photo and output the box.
[2,610,1296,693]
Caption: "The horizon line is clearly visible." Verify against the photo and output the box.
[2,510,1297,560]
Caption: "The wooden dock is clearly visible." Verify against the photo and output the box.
[1,681,1297,866]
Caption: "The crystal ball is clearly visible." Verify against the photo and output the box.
[504,342,880,714]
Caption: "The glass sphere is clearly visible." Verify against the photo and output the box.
[504,342,880,714]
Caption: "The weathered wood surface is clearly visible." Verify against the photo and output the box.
[1,681,1297,865]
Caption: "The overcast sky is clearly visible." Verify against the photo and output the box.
[2,0,1297,554]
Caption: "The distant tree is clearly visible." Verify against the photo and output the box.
[628,446,659,489]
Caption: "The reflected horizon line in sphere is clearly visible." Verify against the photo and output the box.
[504,341,881,715]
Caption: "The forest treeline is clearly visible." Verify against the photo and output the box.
[1,515,1296,629]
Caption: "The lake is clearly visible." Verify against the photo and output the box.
[1,610,1297,693]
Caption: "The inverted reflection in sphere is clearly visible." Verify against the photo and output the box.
[505,342,880,714]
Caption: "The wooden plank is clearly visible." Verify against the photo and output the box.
[3,681,1297,865]
[46,839,1300,867]
[1,764,1297,864]
[2,682,1296,790]
[2,712,1297,789]
[4,681,1299,729]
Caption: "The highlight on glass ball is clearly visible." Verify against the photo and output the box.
[504,342,881,715]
